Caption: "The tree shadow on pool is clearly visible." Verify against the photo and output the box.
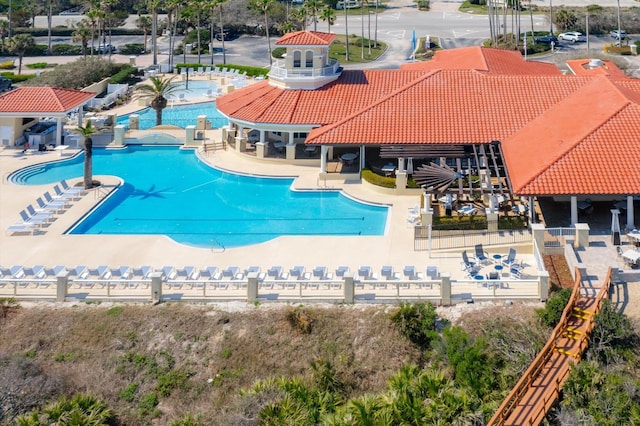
[131,184,171,199]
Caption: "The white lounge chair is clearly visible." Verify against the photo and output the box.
[501,248,518,268]
[197,67,204,75]
[26,205,54,222]
[474,244,490,264]
[45,191,71,208]
[19,209,49,227]
[289,266,305,279]
[60,180,85,196]
[403,266,416,280]
[36,196,63,213]
[133,266,152,279]
[381,266,394,279]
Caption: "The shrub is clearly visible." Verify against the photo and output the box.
[272,47,286,58]
[362,168,395,188]
[390,302,439,349]
[286,307,316,334]
[0,72,37,82]
[138,392,160,416]
[24,44,48,56]
[23,57,119,89]
[106,306,124,317]
[26,62,49,69]
[108,65,140,85]
[536,287,572,327]
[120,382,138,402]
[0,61,15,69]
[119,43,147,55]
[50,44,83,56]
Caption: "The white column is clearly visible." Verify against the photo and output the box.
[56,117,62,145]
[259,130,265,143]
[398,157,405,172]
[289,131,294,144]
[321,146,327,173]
[529,196,535,223]
[360,145,365,169]
[627,195,635,229]
[570,196,578,226]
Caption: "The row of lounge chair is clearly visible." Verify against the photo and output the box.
[7,180,85,235]
[179,66,248,79]
[0,264,441,284]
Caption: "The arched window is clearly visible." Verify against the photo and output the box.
[293,51,301,68]
[305,50,313,68]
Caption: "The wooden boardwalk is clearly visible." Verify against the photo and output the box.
[488,268,612,426]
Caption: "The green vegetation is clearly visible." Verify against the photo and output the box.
[25,62,49,69]
[119,43,147,55]
[0,61,14,70]
[390,302,440,348]
[329,34,386,64]
[0,72,36,83]
[433,214,488,230]
[175,63,269,79]
[536,287,572,327]
[1,301,636,424]
[14,393,115,426]
[362,168,395,188]
[108,65,141,85]
[555,300,640,424]
[22,57,122,89]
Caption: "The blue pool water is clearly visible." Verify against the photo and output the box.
[10,146,388,248]
[116,101,228,130]
[169,80,219,100]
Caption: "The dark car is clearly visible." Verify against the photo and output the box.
[535,35,559,45]
[215,30,236,41]
[0,76,12,92]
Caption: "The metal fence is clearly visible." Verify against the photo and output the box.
[543,227,576,248]
[415,226,532,251]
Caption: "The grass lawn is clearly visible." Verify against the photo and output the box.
[329,34,386,63]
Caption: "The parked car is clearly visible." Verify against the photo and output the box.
[0,76,12,92]
[535,35,558,45]
[610,30,627,40]
[97,44,117,53]
[215,30,236,41]
[558,32,586,43]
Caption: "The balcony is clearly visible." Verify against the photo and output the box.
[268,59,342,89]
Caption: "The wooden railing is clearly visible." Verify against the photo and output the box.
[488,267,613,425]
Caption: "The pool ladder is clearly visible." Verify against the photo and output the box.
[211,238,225,253]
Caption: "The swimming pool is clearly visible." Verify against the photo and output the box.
[169,80,219,101]
[11,146,388,248]
[116,101,228,130]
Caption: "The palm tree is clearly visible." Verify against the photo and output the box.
[136,15,152,53]
[134,76,180,126]
[214,0,228,64]
[86,7,100,56]
[7,34,35,74]
[147,0,162,66]
[46,0,53,54]
[251,0,275,65]
[305,0,322,31]
[320,7,335,32]
[343,2,349,61]
[72,24,92,57]
[166,0,183,70]
[74,121,98,190]
[0,20,9,52]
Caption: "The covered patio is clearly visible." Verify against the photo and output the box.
[0,87,95,148]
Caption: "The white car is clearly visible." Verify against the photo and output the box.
[558,32,586,43]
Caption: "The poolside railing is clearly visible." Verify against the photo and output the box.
[0,271,546,304]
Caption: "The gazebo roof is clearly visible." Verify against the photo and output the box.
[0,87,95,115]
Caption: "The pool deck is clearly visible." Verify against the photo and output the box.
[0,144,537,288]
[1,73,539,299]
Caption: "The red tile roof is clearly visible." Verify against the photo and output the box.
[504,77,640,195]
[566,59,627,77]
[216,70,426,125]
[0,87,95,114]
[400,46,561,75]
[275,31,336,46]
[307,70,590,144]
[217,43,640,196]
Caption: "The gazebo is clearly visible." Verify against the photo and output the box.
[0,87,96,148]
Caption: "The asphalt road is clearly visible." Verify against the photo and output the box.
[15,0,640,71]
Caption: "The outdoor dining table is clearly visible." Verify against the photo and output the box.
[381,163,396,176]
[54,145,70,156]
[628,230,640,245]
[341,153,358,165]
[622,250,640,265]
